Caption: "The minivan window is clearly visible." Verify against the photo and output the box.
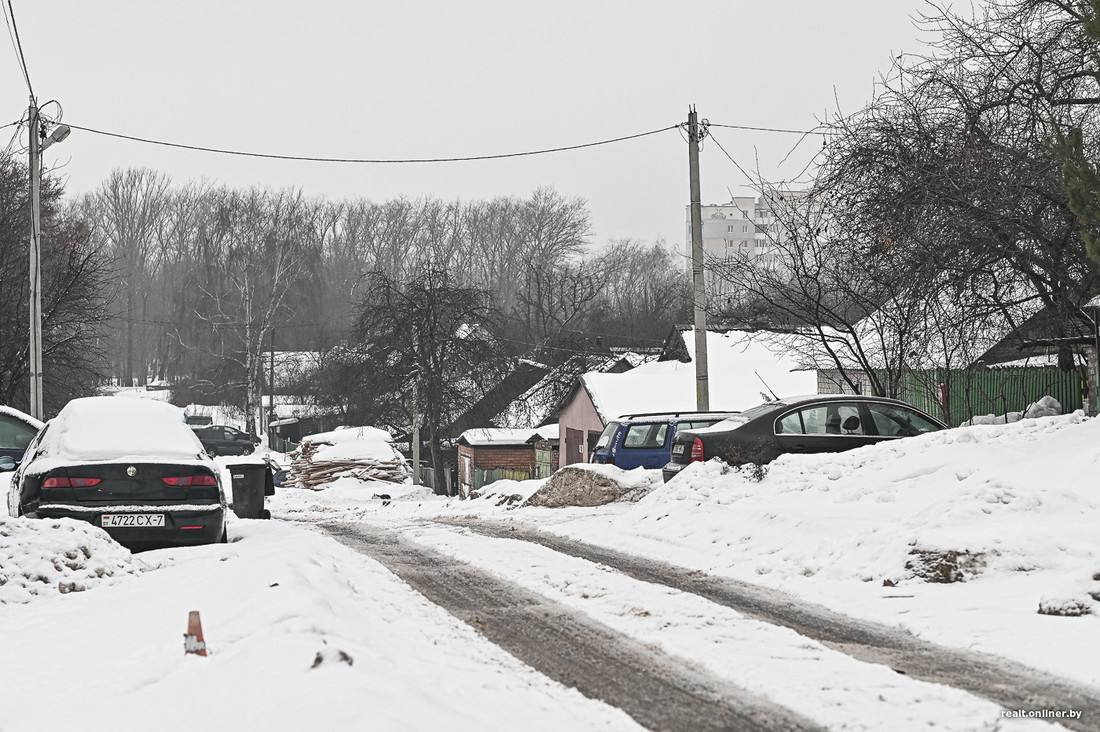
[622,423,669,449]
[678,419,722,431]
[0,414,37,450]
[594,422,620,450]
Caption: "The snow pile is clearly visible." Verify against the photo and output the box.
[961,394,1062,426]
[609,412,1100,606]
[289,426,411,489]
[469,477,547,506]
[525,464,663,508]
[0,517,147,603]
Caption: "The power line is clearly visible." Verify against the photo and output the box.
[64,122,682,164]
[709,122,820,135]
[3,0,33,99]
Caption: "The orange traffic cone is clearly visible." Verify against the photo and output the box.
[184,610,208,656]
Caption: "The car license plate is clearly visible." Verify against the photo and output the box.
[102,513,165,528]
[672,444,685,455]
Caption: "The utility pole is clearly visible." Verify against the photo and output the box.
[687,106,710,411]
[268,326,276,434]
[26,99,70,421]
[27,99,44,420]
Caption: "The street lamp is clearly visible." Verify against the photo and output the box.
[28,101,70,420]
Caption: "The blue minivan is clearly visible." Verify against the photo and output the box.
[0,406,43,465]
[590,411,737,470]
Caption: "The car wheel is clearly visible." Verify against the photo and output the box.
[206,445,218,457]
[242,444,254,455]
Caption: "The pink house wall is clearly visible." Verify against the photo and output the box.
[556,386,605,465]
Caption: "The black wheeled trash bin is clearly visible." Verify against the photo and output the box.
[226,460,273,519]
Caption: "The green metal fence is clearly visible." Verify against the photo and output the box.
[473,467,533,491]
[882,367,1084,427]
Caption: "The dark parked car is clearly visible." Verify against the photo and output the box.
[12,397,227,550]
[0,405,44,464]
[662,394,947,482]
[191,425,260,456]
[591,411,738,470]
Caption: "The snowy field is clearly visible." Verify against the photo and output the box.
[2,411,1098,730]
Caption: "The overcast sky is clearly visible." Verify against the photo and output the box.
[2,1,937,247]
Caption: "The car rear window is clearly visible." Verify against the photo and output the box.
[678,419,721,431]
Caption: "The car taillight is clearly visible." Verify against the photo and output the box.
[162,475,218,486]
[43,477,102,488]
[690,438,704,463]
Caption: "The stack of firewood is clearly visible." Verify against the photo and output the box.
[288,438,410,490]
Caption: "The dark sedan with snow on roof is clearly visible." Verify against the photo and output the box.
[12,397,227,551]
[662,395,947,482]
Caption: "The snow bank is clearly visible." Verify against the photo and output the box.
[0,517,147,603]
[0,521,638,731]
[614,412,1100,600]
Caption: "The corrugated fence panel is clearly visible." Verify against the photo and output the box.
[880,367,1083,427]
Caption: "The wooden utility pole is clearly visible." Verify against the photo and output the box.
[687,107,710,411]
[28,99,44,420]
[268,327,276,434]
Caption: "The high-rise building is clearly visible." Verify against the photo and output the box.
[684,190,808,303]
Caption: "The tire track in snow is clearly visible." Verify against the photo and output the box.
[322,521,825,732]
[436,516,1100,732]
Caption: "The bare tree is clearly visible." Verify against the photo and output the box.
[84,168,171,386]
[0,155,111,414]
[354,268,508,490]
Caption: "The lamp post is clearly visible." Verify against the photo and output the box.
[27,98,70,420]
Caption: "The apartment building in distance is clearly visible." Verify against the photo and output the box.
[684,189,808,303]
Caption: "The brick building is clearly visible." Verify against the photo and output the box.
[456,426,559,497]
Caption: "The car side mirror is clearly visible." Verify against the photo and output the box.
[0,456,16,472]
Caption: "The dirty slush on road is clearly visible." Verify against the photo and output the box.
[323,522,823,732]
[323,519,1100,732]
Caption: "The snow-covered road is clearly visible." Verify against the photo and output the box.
[3,412,1099,730]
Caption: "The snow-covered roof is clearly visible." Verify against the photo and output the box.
[581,329,817,422]
[459,425,558,447]
[33,396,207,466]
[794,281,1051,372]
[495,352,658,428]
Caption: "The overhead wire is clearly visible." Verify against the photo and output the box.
[63,122,682,164]
[3,0,33,99]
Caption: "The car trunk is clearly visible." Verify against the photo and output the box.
[40,463,221,505]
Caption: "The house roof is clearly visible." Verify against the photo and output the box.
[578,328,818,423]
[458,425,559,447]
[499,351,657,428]
[447,359,550,436]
